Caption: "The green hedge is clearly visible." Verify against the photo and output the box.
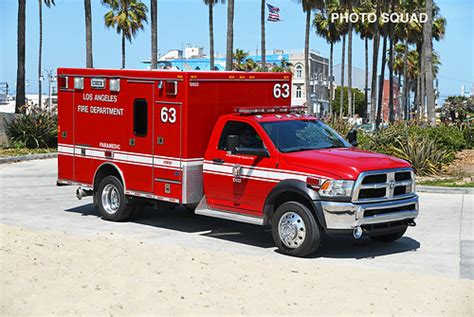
[326,119,471,176]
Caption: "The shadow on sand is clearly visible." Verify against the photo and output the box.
[66,204,420,259]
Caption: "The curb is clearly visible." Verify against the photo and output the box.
[417,185,474,195]
[0,153,57,164]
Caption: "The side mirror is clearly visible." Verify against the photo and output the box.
[226,134,240,152]
[234,147,270,158]
[346,130,358,147]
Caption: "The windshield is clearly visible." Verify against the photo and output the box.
[260,120,350,153]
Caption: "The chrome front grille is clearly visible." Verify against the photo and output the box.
[352,168,415,203]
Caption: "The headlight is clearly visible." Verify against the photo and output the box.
[319,180,354,198]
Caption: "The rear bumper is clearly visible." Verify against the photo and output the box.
[320,195,418,230]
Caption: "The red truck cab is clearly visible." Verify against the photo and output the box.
[57,68,418,257]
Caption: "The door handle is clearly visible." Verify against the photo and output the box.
[212,158,225,164]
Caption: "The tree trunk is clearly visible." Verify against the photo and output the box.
[225,0,235,71]
[151,0,157,69]
[424,0,435,126]
[304,10,311,110]
[122,33,126,69]
[370,0,381,125]
[347,4,353,117]
[415,74,420,119]
[38,0,43,107]
[420,46,425,120]
[261,0,266,71]
[376,34,387,128]
[329,42,333,114]
[85,0,93,68]
[364,37,368,121]
[388,36,394,123]
[16,0,26,113]
[388,0,395,123]
[208,2,214,70]
[340,34,346,117]
[402,40,408,120]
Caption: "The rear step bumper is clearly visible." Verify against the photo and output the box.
[320,195,419,230]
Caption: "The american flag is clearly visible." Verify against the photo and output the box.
[267,3,282,22]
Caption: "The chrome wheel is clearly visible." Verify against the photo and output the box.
[278,211,306,249]
[101,183,120,214]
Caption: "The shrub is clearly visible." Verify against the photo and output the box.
[324,117,352,138]
[390,135,451,176]
[6,105,57,148]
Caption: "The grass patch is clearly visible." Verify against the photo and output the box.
[418,178,474,188]
[0,147,56,157]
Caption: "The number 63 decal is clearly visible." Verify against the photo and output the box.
[160,107,176,123]
[273,83,290,99]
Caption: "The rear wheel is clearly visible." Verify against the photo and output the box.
[369,226,407,242]
[271,201,321,257]
[97,175,132,221]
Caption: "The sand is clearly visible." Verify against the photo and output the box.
[1,224,472,316]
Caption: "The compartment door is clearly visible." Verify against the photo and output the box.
[125,81,154,194]
[153,102,182,202]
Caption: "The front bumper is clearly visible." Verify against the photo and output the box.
[320,195,418,230]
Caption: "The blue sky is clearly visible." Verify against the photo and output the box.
[0,0,473,100]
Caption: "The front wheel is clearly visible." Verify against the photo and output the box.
[271,201,321,257]
[369,226,407,242]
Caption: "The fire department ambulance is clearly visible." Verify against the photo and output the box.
[57,68,418,257]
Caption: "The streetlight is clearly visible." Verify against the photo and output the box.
[41,69,56,111]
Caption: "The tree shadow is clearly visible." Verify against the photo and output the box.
[65,203,420,258]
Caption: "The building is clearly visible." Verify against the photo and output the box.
[143,46,330,115]
[381,79,401,122]
[333,64,401,120]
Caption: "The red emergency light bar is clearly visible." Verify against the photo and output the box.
[234,106,307,115]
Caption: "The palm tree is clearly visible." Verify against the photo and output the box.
[16,0,26,113]
[387,0,397,123]
[354,0,374,120]
[204,0,224,71]
[297,0,324,107]
[38,0,55,108]
[340,33,346,118]
[370,0,381,125]
[150,0,157,69]
[103,0,148,69]
[424,0,435,125]
[272,59,293,72]
[232,49,249,71]
[225,0,235,71]
[314,0,341,114]
[340,0,356,117]
[84,0,93,68]
[376,0,389,128]
[261,0,266,71]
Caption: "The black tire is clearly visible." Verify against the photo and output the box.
[271,201,321,257]
[369,226,407,242]
[96,175,132,221]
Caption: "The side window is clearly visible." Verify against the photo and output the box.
[218,121,264,151]
[133,99,148,137]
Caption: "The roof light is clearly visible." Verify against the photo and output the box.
[110,78,120,92]
[74,77,84,90]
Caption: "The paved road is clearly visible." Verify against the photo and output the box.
[1,158,473,280]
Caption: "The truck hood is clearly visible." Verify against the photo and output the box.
[282,147,411,180]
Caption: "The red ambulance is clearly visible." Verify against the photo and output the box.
[57,68,418,257]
